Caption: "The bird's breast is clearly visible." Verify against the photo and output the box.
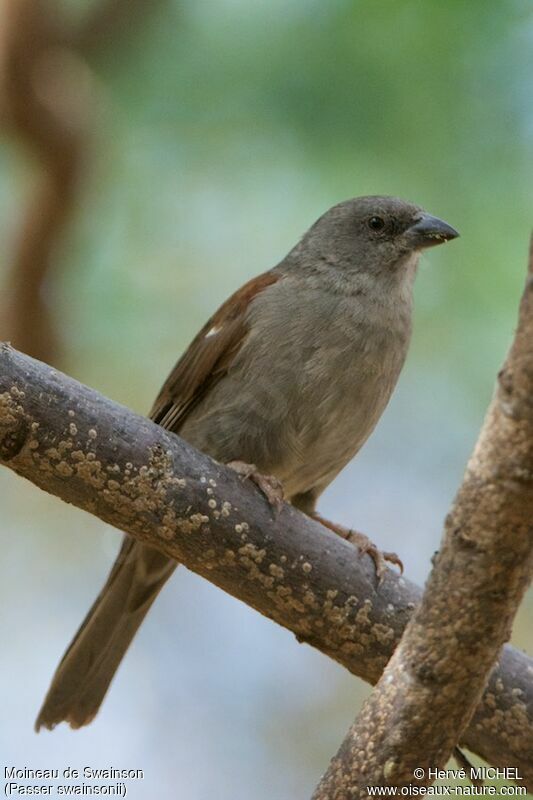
[243,280,413,494]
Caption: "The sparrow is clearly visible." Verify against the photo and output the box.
[35,195,458,731]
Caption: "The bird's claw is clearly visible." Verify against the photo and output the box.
[347,529,404,582]
[227,460,284,513]
[311,513,404,582]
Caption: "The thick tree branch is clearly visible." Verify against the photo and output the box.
[312,243,533,798]
[0,343,531,787]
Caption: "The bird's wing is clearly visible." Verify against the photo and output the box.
[149,269,281,431]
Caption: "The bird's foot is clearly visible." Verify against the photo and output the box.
[227,460,284,512]
[346,529,403,581]
[312,513,403,582]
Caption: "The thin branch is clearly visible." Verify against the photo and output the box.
[311,242,533,798]
[0,342,531,787]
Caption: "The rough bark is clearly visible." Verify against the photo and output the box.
[311,244,533,798]
[0,342,531,787]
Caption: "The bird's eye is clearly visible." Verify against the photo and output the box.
[368,216,385,231]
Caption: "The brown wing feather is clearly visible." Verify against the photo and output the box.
[149,269,280,431]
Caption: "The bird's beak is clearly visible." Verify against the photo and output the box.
[406,213,459,250]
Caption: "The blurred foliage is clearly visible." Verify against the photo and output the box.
[1,1,532,798]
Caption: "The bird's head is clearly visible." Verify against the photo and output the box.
[291,195,459,286]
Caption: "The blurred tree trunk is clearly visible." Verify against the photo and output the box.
[0,0,88,364]
[0,0,169,365]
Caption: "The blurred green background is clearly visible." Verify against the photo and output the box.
[1,0,532,797]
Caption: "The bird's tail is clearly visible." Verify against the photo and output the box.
[35,538,176,731]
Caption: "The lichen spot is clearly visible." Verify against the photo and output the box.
[56,461,73,477]
[383,760,397,780]
[269,564,284,579]
[371,623,395,645]
[355,599,373,626]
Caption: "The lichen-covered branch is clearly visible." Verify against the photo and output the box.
[311,244,533,799]
[0,343,531,787]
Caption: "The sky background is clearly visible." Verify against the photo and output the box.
[1,1,532,797]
